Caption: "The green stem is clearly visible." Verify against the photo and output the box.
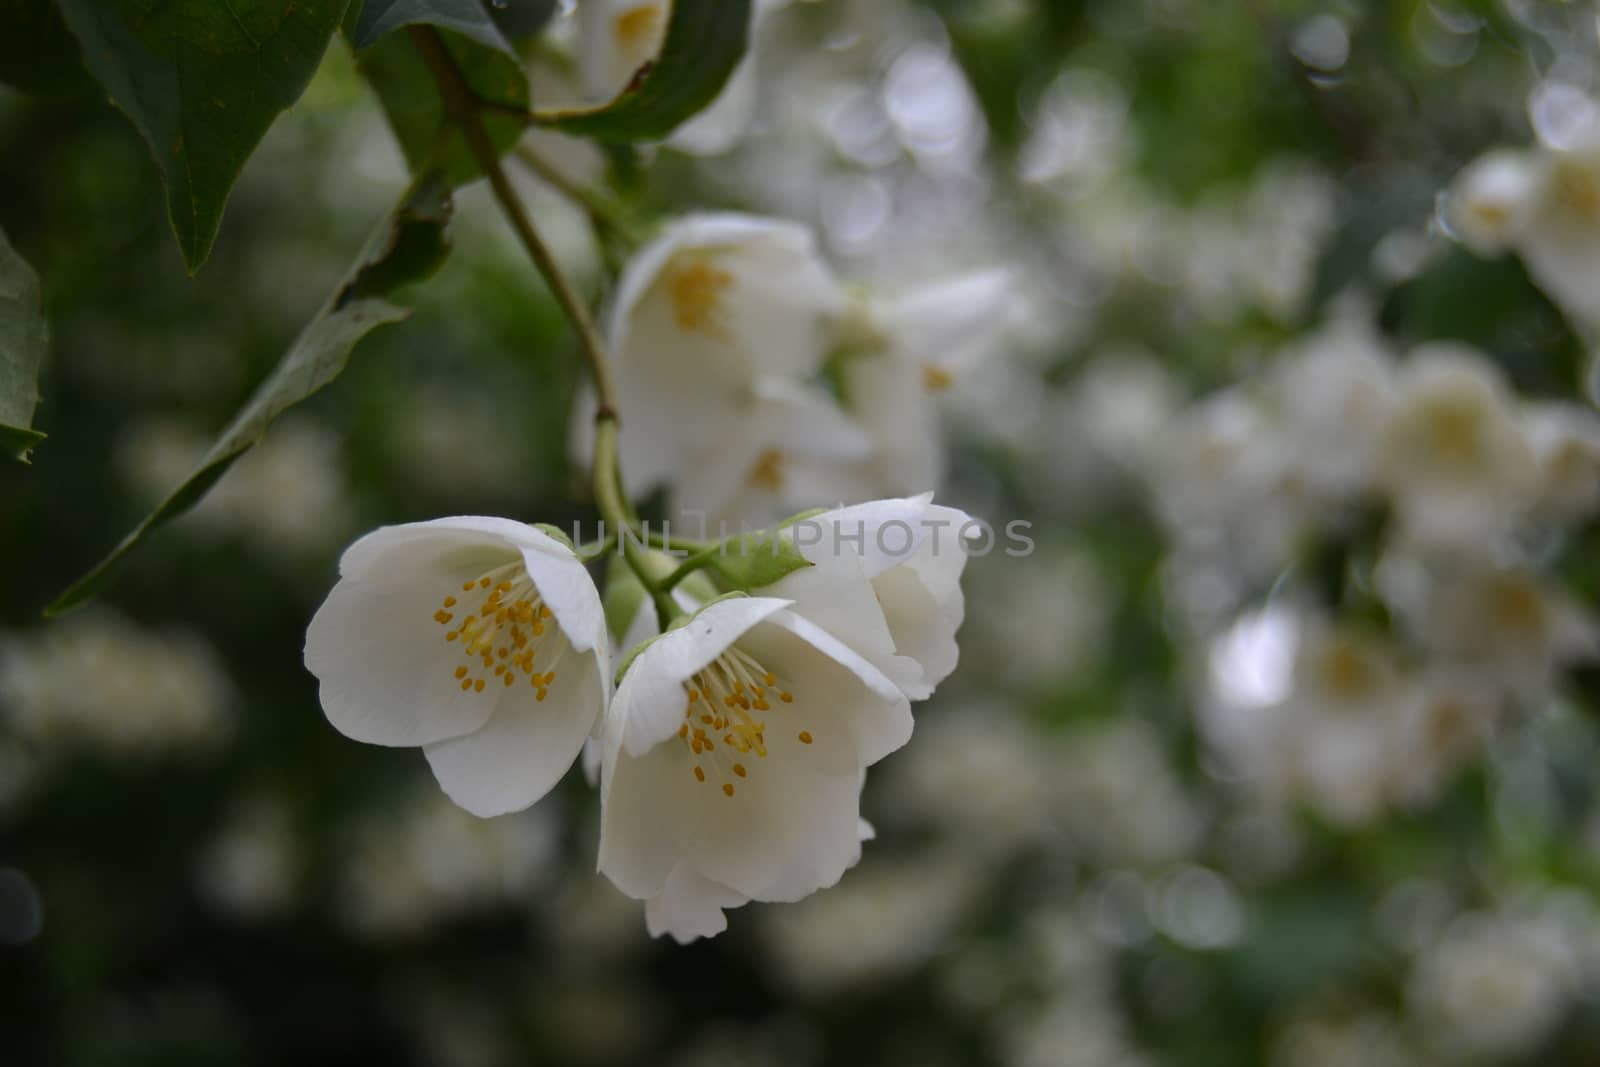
[409,26,620,420]
[644,531,711,554]
[411,26,676,629]
[513,143,644,254]
[658,554,710,595]
[595,419,677,628]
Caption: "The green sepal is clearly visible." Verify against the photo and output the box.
[533,523,576,551]
[678,529,812,592]
[603,556,647,646]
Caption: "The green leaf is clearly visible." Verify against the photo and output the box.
[0,0,92,95]
[0,225,47,463]
[54,0,348,273]
[352,0,513,55]
[533,0,752,142]
[347,16,529,186]
[45,173,454,617]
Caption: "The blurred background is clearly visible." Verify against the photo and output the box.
[8,0,1600,1064]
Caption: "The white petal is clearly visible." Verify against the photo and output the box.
[601,697,868,903]
[744,610,913,767]
[517,539,609,659]
[882,268,1017,374]
[335,516,569,580]
[751,379,876,460]
[793,494,937,576]
[423,640,606,816]
[611,596,794,757]
[873,566,957,696]
[644,864,750,943]
[1448,150,1536,256]
[766,525,923,696]
[845,355,944,495]
[598,611,907,906]
[306,527,523,748]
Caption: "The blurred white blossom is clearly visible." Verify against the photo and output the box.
[1408,906,1588,1059]
[120,415,351,559]
[195,793,303,921]
[337,784,559,938]
[0,609,233,759]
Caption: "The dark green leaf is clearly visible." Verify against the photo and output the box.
[533,0,752,142]
[54,0,348,273]
[490,0,556,41]
[45,174,454,617]
[352,0,514,55]
[0,225,47,463]
[0,0,92,95]
[347,16,529,186]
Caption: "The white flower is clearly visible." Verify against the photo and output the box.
[305,517,610,817]
[1374,345,1537,548]
[336,783,560,938]
[1525,401,1600,519]
[1389,559,1599,701]
[1450,143,1600,322]
[1510,147,1600,321]
[764,494,976,700]
[597,596,912,943]
[120,415,350,558]
[1260,318,1396,501]
[1446,149,1538,257]
[1409,909,1585,1059]
[195,793,302,921]
[1389,670,1502,807]
[758,848,984,994]
[575,1,668,104]
[0,608,233,759]
[879,701,1058,851]
[835,270,1017,495]
[578,213,863,521]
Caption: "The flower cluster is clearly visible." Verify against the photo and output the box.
[1149,316,1600,825]
[304,496,973,941]
[576,213,1014,526]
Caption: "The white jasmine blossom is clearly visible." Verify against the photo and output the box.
[1409,908,1586,1059]
[1525,401,1600,519]
[759,848,984,994]
[580,213,858,519]
[120,416,350,558]
[194,793,303,921]
[1447,149,1538,257]
[597,596,912,942]
[1449,141,1600,322]
[1374,345,1537,548]
[835,270,1017,495]
[0,609,233,759]
[1260,318,1395,501]
[1392,560,1599,701]
[764,494,976,700]
[305,517,610,817]
[336,784,560,938]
